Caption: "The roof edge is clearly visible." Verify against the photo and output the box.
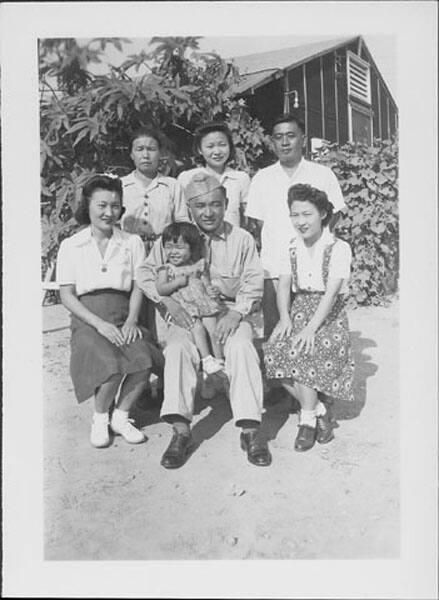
[235,36,359,95]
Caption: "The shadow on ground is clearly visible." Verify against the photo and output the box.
[333,330,378,421]
[131,329,377,455]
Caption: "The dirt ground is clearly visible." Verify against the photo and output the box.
[43,300,399,560]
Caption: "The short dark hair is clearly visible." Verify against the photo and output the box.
[193,121,236,163]
[287,183,334,227]
[161,222,204,262]
[271,113,306,135]
[75,174,123,225]
[129,126,164,152]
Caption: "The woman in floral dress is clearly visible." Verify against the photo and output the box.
[263,183,355,452]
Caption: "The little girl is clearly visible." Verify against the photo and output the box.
[155,221,225,376]
[121,126,189,253]
[263,183,355,452]
[178,121,250,228]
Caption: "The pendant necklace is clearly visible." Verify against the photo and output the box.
[94,235,110,273]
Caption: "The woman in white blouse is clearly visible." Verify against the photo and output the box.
[177,121,251,228]
[263,183,355,452]
[56,174,164,449]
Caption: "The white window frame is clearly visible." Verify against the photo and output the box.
[347,50,371,105]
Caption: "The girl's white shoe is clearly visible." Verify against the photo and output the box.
[110,413,145,444]
[90,420,110,448]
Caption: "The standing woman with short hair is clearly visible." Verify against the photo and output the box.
[121,126,189,254]
[178,121,251,228]
[56,174,164,448]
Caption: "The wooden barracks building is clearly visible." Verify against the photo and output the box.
[232,36,398,151]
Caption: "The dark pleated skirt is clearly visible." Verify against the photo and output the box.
[70,289,164,403]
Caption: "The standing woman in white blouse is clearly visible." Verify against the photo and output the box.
[56,174,164,449]
[263,183,355,452]
[178,121,251,228]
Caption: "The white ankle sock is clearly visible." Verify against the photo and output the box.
[93,411,109,424]
[300,409,317,427]
[112,408,128,423]
[315,401,327,417]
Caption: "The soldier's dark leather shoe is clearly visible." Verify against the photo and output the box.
[294,424,317,451]
[316,407,336,444]
[240,430,272,466]
[160,432,192,469]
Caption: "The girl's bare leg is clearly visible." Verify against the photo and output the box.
[190,319,212,358]
[202,315,223,359]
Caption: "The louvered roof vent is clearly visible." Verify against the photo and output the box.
[347,51,371,104]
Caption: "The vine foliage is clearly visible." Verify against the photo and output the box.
[314,137,399,307]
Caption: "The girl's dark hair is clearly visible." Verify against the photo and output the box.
[193,121,236,163]
[162,222,204,262]
[287,183,334,227]
[129,126,164,152]
[75,174,123,225]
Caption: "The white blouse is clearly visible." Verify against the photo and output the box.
[178,166,251,228]
[277,228,352,294]
[56,227,146,296]
[120,171,189,237]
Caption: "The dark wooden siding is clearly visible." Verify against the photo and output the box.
[337,50,349,144]
[347,40,358,54]
[379,80,388,139]
[370,68,380,139]
[305,58,322,139]
[360,44,369,62]
[388,102,397,136]
[245,78,283,130]
[240,40,397,145]
[322,53,337,141]
[286,66,306,128]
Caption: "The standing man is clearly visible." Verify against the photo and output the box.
[136,172,272,469]
[245,113,346,339]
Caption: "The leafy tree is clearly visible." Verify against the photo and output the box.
[39,36,269,282]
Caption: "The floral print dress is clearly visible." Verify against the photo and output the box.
[263,242,355,402]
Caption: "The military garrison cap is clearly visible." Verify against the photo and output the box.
[184,172,225,202]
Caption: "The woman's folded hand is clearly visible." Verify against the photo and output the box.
[121,319,143,344]
[96,320,126,347]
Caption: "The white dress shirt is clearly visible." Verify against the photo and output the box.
[178,166,250,228]
[56,226,146,296]
[245,159,346,278]
[277,228,352,294]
